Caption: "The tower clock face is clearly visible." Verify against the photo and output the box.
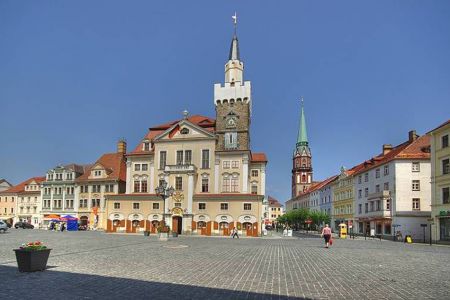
[226,117,237,128]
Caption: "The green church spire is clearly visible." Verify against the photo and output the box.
[296,97,308,148]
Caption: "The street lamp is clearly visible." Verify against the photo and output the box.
[155,180,174,226]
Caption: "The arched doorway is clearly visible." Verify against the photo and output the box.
[197,221,207,235]
[151,220,160,233]
[219,221,230,236]
[242,222,253,236]
[172,216,182,234]
[80,216,88,226]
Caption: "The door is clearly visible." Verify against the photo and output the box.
[198,221,207,235]
[219,222,229,236]
[243,222,252,236]
[172,216,182,234]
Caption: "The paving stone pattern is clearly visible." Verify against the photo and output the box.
[0,230,449,299]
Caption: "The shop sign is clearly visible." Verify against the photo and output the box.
[439,210,450,216]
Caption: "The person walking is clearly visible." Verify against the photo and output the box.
[321,224,332,248]
[232,227,239,239]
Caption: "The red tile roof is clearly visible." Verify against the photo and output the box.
[0,176,45,194]
[251,153,268,163]
[268,196,283,207]
[76,153,126,182]
[129,115,216,155]
[352,134,430,176]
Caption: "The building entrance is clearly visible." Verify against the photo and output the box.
[172,216,182,234]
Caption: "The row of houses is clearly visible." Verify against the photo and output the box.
[287,117,450,243]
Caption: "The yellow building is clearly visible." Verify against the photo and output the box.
[430,120,450,243]
[332,165,362,232]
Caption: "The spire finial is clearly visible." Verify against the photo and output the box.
[301,96,304,106]
[232,12,237,36]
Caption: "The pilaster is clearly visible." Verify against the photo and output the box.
[126,160,132,194]
[242,157,249,193]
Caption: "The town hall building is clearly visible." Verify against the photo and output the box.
[105,23,268,236]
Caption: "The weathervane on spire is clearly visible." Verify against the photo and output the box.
[232,12,237,35]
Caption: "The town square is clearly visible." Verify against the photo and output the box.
[1,1,450,299]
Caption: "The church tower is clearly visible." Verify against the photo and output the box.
[292,99,313,197]
[214,15,251,152]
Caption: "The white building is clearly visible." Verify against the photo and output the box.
[354,131,431,240]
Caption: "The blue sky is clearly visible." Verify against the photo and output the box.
[1,1,449,203]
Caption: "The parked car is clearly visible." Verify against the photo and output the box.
[14,222,34,229]
[0,220,8,233]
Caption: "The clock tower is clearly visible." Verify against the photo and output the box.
[292,99,313,197]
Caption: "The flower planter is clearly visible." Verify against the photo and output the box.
[158,232,169,241]
[14,249,51,272]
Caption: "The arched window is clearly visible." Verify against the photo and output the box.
[302,175,306,182]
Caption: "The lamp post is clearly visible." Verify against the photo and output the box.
[155,180,174,227]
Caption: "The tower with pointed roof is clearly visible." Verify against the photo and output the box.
[214,15,251,152]
[292,99,313,197]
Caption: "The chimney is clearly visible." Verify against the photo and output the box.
[382,144,393,155]
[408,130,418,142]
[117,139,127,154]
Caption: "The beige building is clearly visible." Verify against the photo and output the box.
[268,196,284,226]
[106,26,268,236]
[429,120,450,243]
[75,145,126,229]
[0,177,44,226]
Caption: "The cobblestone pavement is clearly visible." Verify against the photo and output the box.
[0,230,449,300]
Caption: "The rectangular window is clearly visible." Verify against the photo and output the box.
[412,180,420,191]
[222,178,230,192]
[141,180,148,193]
[141,164,148,171]
[201,178,209,193]
[198,203,206,210]
[384,165,389,176]
[244,203,251,210]
[443,159,449,175]
[364,188,369,197]
[144,142,150,151]
[185,150,192,164]
[175,177,183,190]
[174,203,181,207]
[376,169,380,178]
[443,187,449,204]
[358,204,362,214]
[232,161,239,168]
[365,203,368,213]
[231,178,239,192]
[160,151,167,169]
[370,201,374,212]
[384,182,389,191]
[375,184,380,193]
[251,185,258,195]
[134,180,140,193]
[412,162,420,172]
[201,150,210,169]
[223,161,230,169]
[376,200,381,211]
[153,203,160,210]
[114,203,120,209]
[176,150,183,165]
[442,134,449,148]
[364,173,369,182]
[358,189,362,198]
[65,199,73,209]
[412,198,420,210]
[358,176,362,184]
[133,203,140,210]
[135,164,141,171]
[251,170,259,177]
[220,203,228,210]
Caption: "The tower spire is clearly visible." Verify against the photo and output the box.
[229,12,240,61]
[225,12,243,83]
[296,97,308,147]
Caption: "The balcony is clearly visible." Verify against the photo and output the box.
[164,164,197,174]
[368,190,390,201]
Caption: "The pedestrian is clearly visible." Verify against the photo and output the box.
[61,222,66,232]
[232,227,239,239]
[321,224,332,248]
